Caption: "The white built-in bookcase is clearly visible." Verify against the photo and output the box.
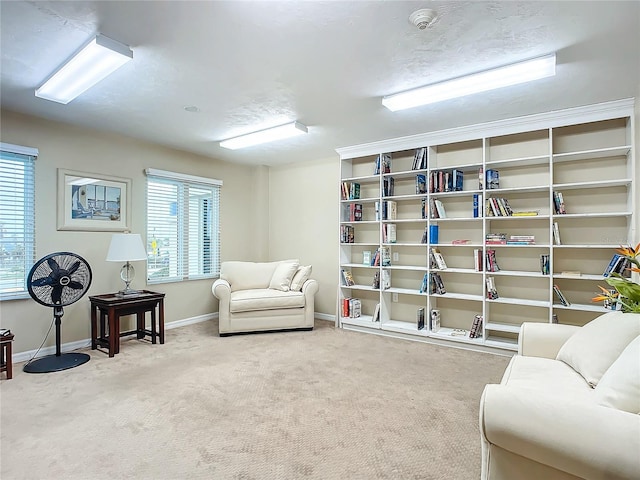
[336,98,636,353]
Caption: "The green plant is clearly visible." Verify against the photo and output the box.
[592,243,640,313]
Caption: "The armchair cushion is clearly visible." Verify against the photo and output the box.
[268,260,299,291]
[593,335,640,414]
[290,265,312,291]
[230,288,305,313]
[555,311,640,387]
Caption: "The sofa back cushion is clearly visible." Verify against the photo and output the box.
[556,311,640,387]
[221,261,280,292]
[593,335,640,414]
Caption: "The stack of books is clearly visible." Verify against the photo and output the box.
[486,233,507,245]
[506,235,535,245]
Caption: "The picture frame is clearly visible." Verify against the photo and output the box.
[57,169,132,231]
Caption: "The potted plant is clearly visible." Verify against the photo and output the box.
[592,244,640,313]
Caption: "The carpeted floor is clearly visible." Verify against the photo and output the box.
[0,319,510,479]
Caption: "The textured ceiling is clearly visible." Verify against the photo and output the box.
[1,1,639,166]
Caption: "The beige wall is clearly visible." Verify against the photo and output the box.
[0,110,269,353]
[268,158,337,317]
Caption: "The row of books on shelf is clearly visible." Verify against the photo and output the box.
[342,203,363,222]
[376,200,397,220]
[485,233,536,245]
[429,169,464,193]
[382,223,396,243]
[383,177,395,196]
[340,225,355,243]
[374,153,392,175]
[419,272,446,295]
[341,297,361,318]
[553,191,566,215]
[341,181,360,200]
[474,249,500,272]
[603,253,632,277]
[480,168,500,190]
[412,148,427,170]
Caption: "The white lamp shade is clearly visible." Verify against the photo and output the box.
[106,233,147,262]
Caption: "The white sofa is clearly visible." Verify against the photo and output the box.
[212,260,318,336]
[480,311,640,480]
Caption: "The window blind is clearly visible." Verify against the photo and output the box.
[145,169,221,284]
[0,143,38,300]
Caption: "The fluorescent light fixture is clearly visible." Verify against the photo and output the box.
[35,34,133,104]
[382,53,556,111]
[220,121,308,150]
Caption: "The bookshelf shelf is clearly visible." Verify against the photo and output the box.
[337,99,635,353]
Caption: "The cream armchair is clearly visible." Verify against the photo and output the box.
[479,312,640,480]
[212,260,318,336]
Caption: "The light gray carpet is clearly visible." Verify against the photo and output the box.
[0,320,510,479]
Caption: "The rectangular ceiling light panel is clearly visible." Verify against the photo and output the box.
[35,34,133,104]
[382,54,556,111]
[220,121,308,150]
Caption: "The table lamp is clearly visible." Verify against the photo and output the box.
[106,233,147,295]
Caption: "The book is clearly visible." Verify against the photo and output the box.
[553,222,561,245]
[420,227,428,244]
[372,271,380,289]
[478,166,483,189]
[430,247,447,269]
[453,169,464,191]
[431,272,446,294]
[512,211,539,216]
[469,315,483,339]
[553,284,571,306]
[430,309,441,332]
[553,191,566,214]
[416,174,427,194]
[383,223,397,243]
[382,200,397,220]
[374,153,392,175]
[381,269,391,289]
[380,246,391,266]
[362,251,372,265]
[486,276,499,299]
[349,298,361,318]
[419,272,429,293]
[341,269,355,286]
[603,254,621,277]
[340,225,354,243]
[373,303,381,322]
[417,307,425,330]
[473,193,482,218]
[486,169,500,189]
[540,254,550,275]
[473,248,483,272]
[412,147,427,170]
[434,199,446,219]
[486,249,500,272]
[383,177,395,196]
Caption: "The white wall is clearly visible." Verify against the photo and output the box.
[268,158,337,317]
[0,110,269,353]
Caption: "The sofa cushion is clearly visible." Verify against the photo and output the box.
[556,311,640,387]
[290,265,312,291]
[501,355,593,400]
[221,261,279,292]
[268,260,299,291]
[593,335,640,414]
[230,288,305,313]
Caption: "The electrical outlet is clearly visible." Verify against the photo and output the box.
[393,252,399,262]
[392,292,399,302]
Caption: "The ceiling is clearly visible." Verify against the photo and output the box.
[1,1,639,167]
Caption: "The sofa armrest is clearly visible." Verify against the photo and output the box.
[518,323,580,358]
[212,279,231,333]
[212,278,231,300]
[301,278,319,297]
[480,384,640,480]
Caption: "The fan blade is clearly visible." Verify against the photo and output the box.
[31,276,56,287]
[67,261,81,275]
[67,281,84,290]
[47,257,60,277]
[51,285,63,305]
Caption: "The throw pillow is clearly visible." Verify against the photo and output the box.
[290,265,312,291]
[268,261,299,291]
[556,311,640,387]
[593,335,640,414]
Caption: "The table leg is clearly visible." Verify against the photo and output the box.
[159,298,165,345]
[108,309,117,357]
[90,304,97,350]
[151,308,157,344]
[137,312,145,339]
[6,341,12,380]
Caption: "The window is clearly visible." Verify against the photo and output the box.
[0,143,37,300]
[145,168,222,283]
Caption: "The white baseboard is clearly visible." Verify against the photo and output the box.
[315,312,335,323]
[12,312,218,363]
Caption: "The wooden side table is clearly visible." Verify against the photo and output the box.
[89,291,165,357]
[1,333,15,380]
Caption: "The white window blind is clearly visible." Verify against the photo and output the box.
[0,143,38,300]
[145,169,221,284]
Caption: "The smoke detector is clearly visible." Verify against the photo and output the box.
[409,8,438,30]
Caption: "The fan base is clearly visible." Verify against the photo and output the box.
[23,352,90,373]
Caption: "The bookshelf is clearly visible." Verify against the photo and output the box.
[336,99,636,353]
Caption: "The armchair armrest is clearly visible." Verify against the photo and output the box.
[212,279,231,333]
[212,278,230,300]
[480,384,640,480]
[518,322,580,358]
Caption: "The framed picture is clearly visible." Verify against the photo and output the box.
[57,169,132,231]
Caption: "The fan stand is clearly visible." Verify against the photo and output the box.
[23,306,90,374]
